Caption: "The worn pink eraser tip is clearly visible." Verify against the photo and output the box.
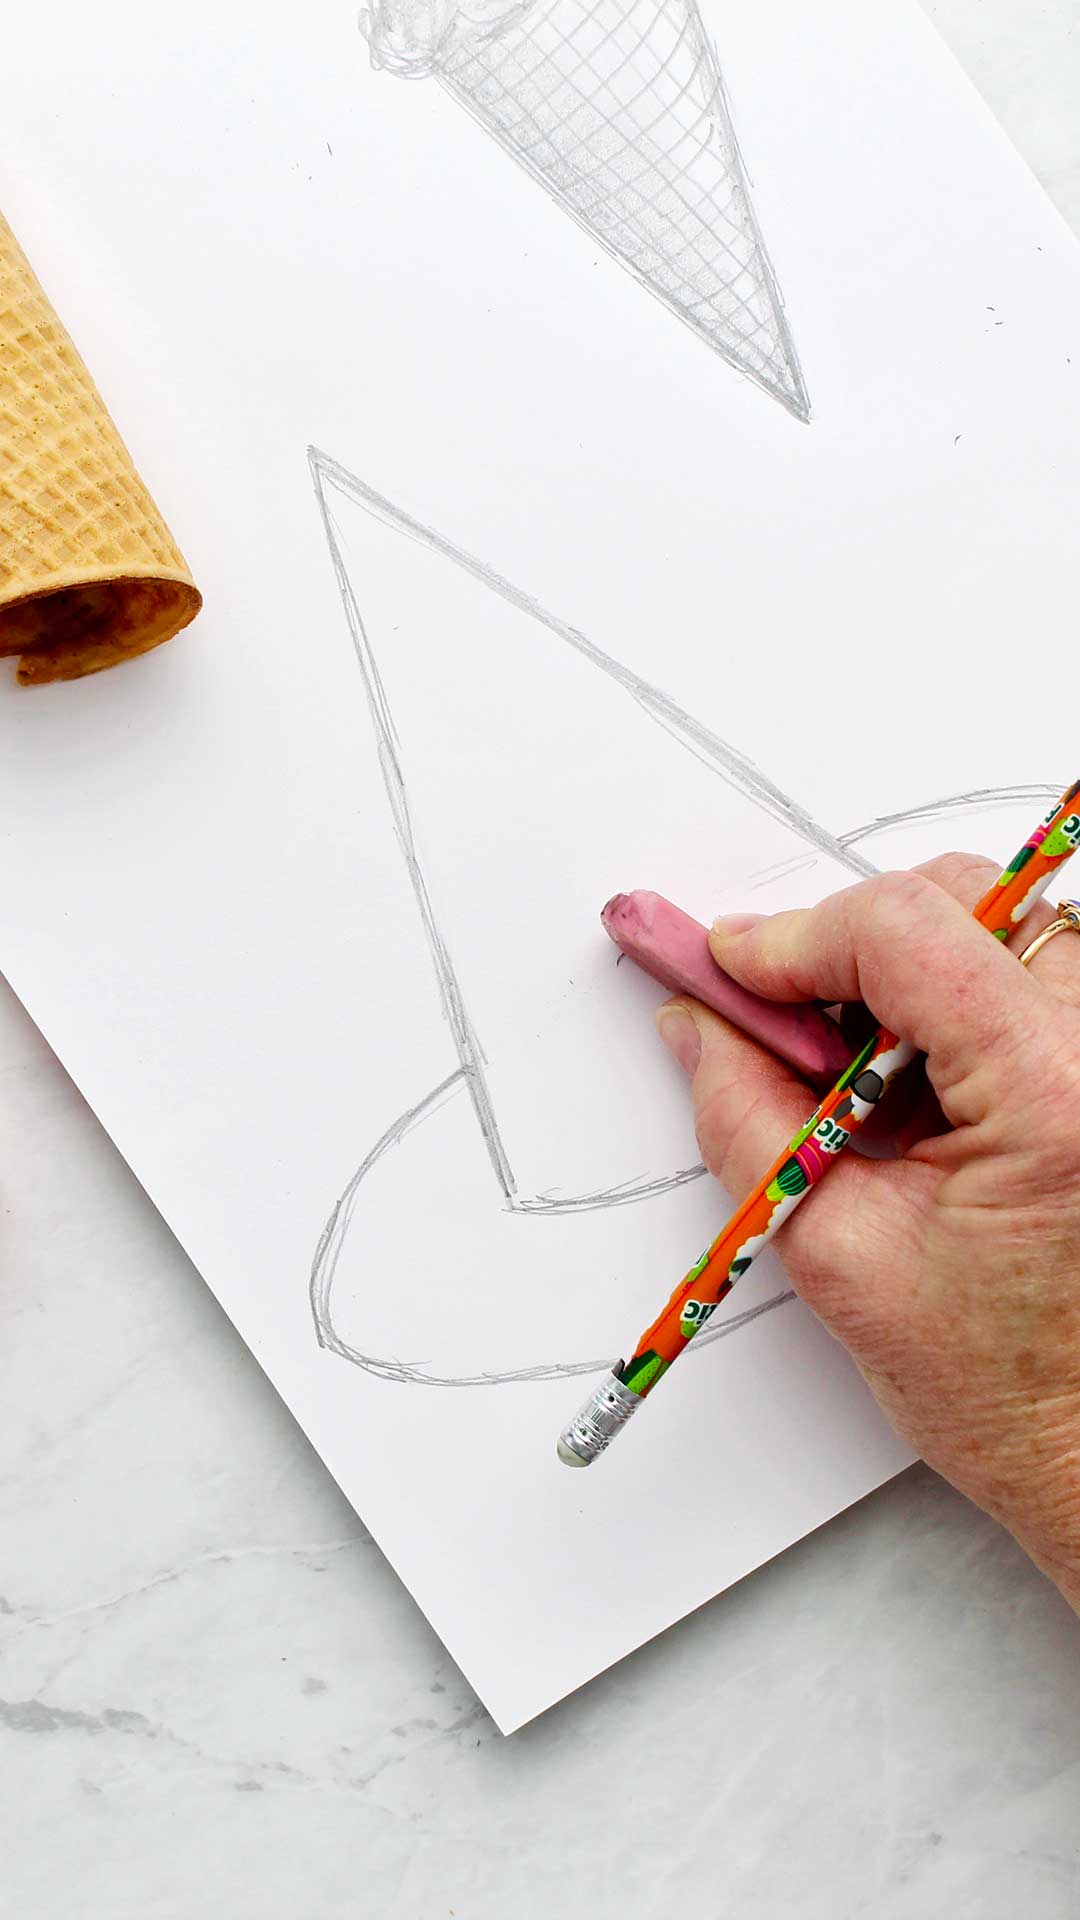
[601,890,851,1086]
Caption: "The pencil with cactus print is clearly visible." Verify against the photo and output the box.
[558,780,1080,1467]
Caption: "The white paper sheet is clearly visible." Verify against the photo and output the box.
[2,0,1079,1729]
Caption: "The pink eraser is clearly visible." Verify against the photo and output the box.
[601,890,851,1087]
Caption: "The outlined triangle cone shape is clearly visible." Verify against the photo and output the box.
[361,0,810,419]
[308,449,1059,1385]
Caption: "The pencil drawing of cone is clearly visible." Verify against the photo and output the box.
[361,0,809,418]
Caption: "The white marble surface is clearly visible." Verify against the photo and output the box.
[3,5,1080,1911]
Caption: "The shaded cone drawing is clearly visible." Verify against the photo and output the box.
[361,0,810,419]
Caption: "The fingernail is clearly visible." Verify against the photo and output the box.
[656,1002,702,1076]
[710,912,764,941]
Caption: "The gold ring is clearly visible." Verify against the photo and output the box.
[1017,899,1080,967]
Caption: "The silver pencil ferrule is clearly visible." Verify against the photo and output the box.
[557,1366,642,1467]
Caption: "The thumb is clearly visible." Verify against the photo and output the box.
[708,870,1047,1117]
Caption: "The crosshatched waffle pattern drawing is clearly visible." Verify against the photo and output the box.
[307,445,1058,1388]
[361,0,810,418]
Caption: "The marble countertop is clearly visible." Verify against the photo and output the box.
[4,5,1080,1913]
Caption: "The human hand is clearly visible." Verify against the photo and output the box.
[656,854,1080,1613]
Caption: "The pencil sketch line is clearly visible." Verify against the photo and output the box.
[509,1162,706,1213]
[360,0,809,417]
[311,449,873,884]
[693,1285,797,1350]
[311,1072,469,1364]
[839,785,1063,846]
[309,1066,795,1383]
[314,461,517,1206]
[744,788,1065,888]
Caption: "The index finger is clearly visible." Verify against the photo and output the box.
[708,869,1047,1116]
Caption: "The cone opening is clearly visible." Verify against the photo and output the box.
[0,575,202,685]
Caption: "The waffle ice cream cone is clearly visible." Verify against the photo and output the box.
[362,0,808,417]
[0,212,201,685]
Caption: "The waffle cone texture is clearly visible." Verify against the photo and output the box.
[0,212,200,684]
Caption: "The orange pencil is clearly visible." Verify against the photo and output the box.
[558,781,1080,1466]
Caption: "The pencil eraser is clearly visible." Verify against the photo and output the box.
[601,890,851,1086]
